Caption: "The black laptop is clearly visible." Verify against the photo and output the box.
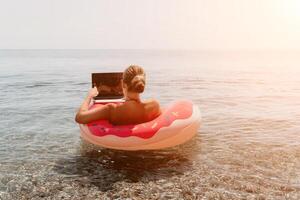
[91,72,125,103]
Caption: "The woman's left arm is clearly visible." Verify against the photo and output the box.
[75,87,113,124]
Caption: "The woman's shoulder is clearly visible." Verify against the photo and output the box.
[144,98,160,107]
[143,99,161,115]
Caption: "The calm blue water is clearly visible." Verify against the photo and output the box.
[0,50,300,199]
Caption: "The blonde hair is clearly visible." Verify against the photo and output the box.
[123,65,145,93]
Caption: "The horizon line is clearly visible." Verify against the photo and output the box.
[1,48,300,52]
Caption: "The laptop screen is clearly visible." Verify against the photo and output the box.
[91,72,124,99]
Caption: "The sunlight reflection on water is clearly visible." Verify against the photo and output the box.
[0,50,300,199]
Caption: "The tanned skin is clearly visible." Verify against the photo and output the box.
[75,84,161,125]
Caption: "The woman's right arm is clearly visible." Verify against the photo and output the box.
[75,103,114,124]
[75,87,115,124]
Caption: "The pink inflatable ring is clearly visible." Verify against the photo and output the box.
[79,100,201,150]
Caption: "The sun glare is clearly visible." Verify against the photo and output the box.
[281,0,300,19]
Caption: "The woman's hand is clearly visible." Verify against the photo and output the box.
[87,86,99,98]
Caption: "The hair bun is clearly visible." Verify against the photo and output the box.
[123,65,146,93]
[130,75,145,93]
[134,80,145,93]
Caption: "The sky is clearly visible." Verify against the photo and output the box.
[0,0,300,50]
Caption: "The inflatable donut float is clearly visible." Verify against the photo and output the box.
[79,100,201,150]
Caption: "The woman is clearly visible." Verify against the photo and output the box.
[75,65,161,125]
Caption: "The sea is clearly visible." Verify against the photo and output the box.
[0,49,300,199]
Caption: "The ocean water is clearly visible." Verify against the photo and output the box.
[0,49,300,199]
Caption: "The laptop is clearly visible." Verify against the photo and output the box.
[91,72,125,103]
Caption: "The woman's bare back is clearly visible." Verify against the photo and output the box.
[110,99,161,125]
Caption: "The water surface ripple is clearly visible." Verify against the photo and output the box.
[0,50,300,199]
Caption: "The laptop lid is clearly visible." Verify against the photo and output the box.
[91,72,124,100]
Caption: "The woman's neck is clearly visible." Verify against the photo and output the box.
[125,92,141,102]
